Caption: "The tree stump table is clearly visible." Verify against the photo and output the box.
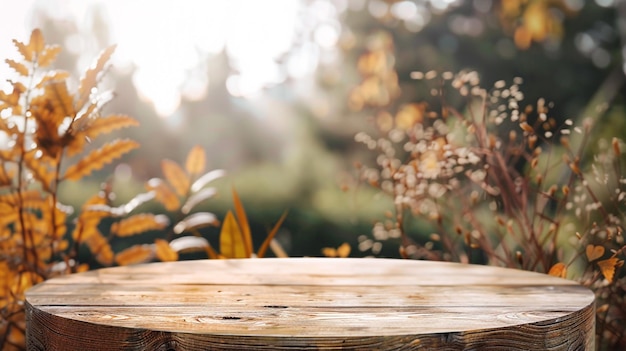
[25,258,595,350]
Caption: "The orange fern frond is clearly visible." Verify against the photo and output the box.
[5,59,29,76]
[161,159,189,197]
[146,178,180,211]
[76,45,116,112]
[37,45,61,67]
[23,151,55,192]
[115,244,154,266]
[154,239,178,262]
[83,114,139,140]
[12,28,45,62]
[111,214,168,237]
[63,139,139,181]
[84,231,114,266]
[185,145,206,177]
[35,71,70,89]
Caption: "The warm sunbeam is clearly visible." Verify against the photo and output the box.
[106,0,302,115]
[0,0,333,117]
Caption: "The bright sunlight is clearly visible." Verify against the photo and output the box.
[0,0,337,116]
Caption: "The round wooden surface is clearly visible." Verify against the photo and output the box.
[26,258,595,350]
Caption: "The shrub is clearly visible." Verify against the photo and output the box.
[0,29,229,350]
[354,37,625,349]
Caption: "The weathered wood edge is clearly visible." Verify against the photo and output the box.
[25,258,596,350]
[26,299,595,350]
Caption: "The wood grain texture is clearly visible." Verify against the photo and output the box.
[25,258,595,350]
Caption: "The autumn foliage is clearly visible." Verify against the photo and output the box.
[498,0,574,50]
[352,31,625,348]
[0,29,289,351]
[0,29,142,349]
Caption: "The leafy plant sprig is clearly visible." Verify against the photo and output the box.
[0,29,291,351]
[352,32,625,349]
[0,29,140,349]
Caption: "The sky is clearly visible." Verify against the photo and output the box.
[0,0,342,116]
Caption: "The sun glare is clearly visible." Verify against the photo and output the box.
[107,0,302,116]
[1,0,326,117]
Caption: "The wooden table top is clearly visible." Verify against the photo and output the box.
[25,258,595,350]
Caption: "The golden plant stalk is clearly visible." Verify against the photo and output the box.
[0,30,223,350]
[353,32,625,348]
[1,28,289,351]
[0,29,142,350]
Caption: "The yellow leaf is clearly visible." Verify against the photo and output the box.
[322,247,338,257]
[65,108,100,158]
[185,145,206,177]
[35,70,71,89]
[336,242,351,258]
[0,164,14,186]
[597,257,620,283]
[232,188,252,257]
[82,191,109,209]
[46,80,75,118]
[24,150,55,192]
[20,190,47,210]
[257,211,288,258]
[13,38,32,61]
[0,207,18,228]
[44,203,69,240]
[547,262,567,278]
[111,214,168,237]
[28,28,45,55]
[321,243,350,258]
[84,231,114,266]
[38,44,61,67]
[115,245,154,266]
[73,193,110,235]
[0,82,24,109]
[155,239,178,262]
[161,159,189,197]
[5,59,29,76]
[32,81,76,158]
[0,191,19,207]
[74,219,101,241]
[74,100,98,125]
[585,244,604,262]
[82,114,140,141]
[146,178,180,211]
[220,211,248,258]
[76,263,90,273]
[76,45,117,112]
[53,239,69,252]
[63,139,139,180]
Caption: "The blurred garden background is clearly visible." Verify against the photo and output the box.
[2,0,625,259]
